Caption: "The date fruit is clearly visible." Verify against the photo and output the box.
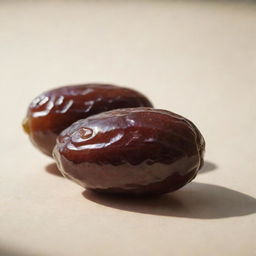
[23,84,152,156]
[53,107,205,195]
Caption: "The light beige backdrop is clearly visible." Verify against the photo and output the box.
[0,1,256,256]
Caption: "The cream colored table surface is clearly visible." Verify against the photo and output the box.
[1,1,256,256]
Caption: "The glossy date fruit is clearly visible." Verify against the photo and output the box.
[22,84,152,156]
[53,107,205,195]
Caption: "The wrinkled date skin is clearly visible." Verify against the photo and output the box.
[23,84,152,156]
[53,107,205,195]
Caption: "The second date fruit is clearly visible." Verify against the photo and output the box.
[53,107,205,195]
[23,84,152,156]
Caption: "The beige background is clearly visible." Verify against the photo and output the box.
[1,1,256,255]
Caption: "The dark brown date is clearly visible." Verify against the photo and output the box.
[22,84,152,156]
[53,107,205,195]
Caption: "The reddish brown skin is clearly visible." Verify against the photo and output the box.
[53,108,205,195]
[23,84,153,156]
